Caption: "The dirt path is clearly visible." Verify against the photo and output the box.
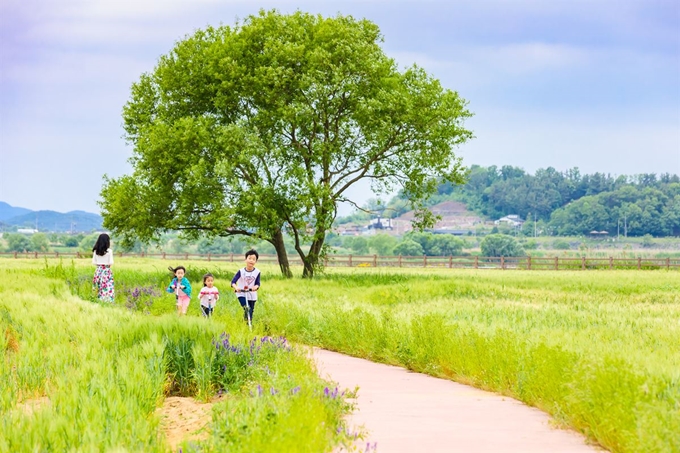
[312,349,606,453]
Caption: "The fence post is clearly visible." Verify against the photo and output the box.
[423,255,427,267]
[207,253,211,262]
[185,253,188,260]
[373,254,377,267]
[398,255,402,267]
[34,251,38,258]
[527,255,532,270]
[582,256,586,270]
[13,252,17,259]
[55,251,59,258]
[637,257,641,270]
[474,256,478,269]
[554,256,558,271]
[230,253,233,262]
[348,254,353,267]
[609,256,613,270]
[501,256,505,270]
[449,255,453,268]
[667,257,671,270]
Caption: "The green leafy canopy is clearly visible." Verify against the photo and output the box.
[100,9,473,276]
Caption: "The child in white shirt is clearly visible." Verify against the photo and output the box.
[231,249,260,323]
[198,273,220,317]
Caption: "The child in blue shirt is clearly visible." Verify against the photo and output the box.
[167,265,192,316]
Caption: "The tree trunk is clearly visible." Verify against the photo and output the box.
[301,237,324,278]
[301,254,314,278]
[271,229,293,278]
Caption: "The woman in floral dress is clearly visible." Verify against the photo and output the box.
[92,233,115,302]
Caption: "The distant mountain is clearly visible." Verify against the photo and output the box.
[0,203,103,232]
[0,202,32,221]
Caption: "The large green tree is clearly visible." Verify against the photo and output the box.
[100,10,473,277]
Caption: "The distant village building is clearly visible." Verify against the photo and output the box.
[494,215,525,228]
[17,228,39,234]
[367,217,393,230]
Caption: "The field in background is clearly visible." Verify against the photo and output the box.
[2,258,679,452]
[2,251,680,272]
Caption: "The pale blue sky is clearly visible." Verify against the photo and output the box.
[1,0,679,215]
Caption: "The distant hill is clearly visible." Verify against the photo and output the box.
[392,200,485,235]
[0,202,103,232]
[0,201,32,221]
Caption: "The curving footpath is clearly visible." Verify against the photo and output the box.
[312,349,606,453]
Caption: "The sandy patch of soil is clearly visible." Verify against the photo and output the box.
[158,396,223,452]
[16,396,50,415]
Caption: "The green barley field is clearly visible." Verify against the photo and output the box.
[2,258,679,453]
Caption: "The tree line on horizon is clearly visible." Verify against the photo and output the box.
[369,165,680,237]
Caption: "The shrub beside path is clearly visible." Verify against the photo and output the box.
[312,348,606,453]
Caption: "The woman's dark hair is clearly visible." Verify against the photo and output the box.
[168,265,186,275]
[202,273,214,286]
[92,233,110,256]
[245,249,259,260]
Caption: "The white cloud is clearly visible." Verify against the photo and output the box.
[393,41,587,71]
[480,42,588,73]
[4,51,149,85]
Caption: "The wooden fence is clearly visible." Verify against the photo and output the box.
[1,251,679,271]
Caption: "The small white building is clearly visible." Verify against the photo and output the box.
[17,228,39,234]
[494,215,524,227]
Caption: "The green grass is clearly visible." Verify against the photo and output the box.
[2,258,679,452]
[258,266,680,453]
[0,260,358,452]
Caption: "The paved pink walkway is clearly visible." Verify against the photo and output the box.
[312,349,605,453]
